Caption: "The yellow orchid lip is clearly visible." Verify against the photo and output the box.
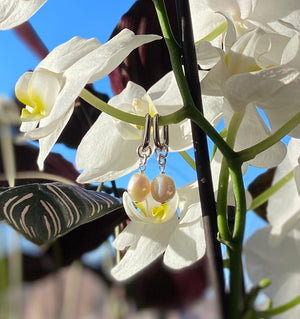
[151,202,170,222]
[132,191,179,224]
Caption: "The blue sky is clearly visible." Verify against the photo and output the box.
[0,0,136,98]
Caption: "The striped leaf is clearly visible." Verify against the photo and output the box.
[0,182,122,245]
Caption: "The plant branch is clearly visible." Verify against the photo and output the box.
[238,110,300,163]
[79,88,187,126]
[258,293,300,318]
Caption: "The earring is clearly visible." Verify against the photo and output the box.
[151,114,176,203]
[127,113,152,202]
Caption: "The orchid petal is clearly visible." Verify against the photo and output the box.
[224,66,300,111]
[236,0,254,20]
[111,216,178,281]
[223,104,287,168]
[109,81,146,109]
[148,71,182,106]
[201,60,229,96]
[196,41,223,69]
[0,0,47,30]
[251,1,300,25]
[168,121,193,152]
[226,28,264,75]
[37,106,73,170]
[267,139,300,239]
[190,0,226,42]
[164,203,206,269]
[23,29,161,137]
[122,192,150,223]
[244,226,300,319]
[207,0,239,13]
[287,137,300,167]
[112,221,145,251]
[76,112,140,183]
[176,181,200,216]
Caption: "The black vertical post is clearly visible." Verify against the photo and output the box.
[174,1,227,318]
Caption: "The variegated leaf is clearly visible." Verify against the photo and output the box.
[0,182,122,245]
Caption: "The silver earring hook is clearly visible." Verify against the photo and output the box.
[141,113,151,150]
[153,113,169,150]
[137,113,152,172]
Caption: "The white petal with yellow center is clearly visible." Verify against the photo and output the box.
[16,69,62,122]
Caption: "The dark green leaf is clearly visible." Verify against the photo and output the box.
[0,182,122,245]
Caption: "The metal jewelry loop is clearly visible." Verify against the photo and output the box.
[141,113,151,150]
[153,113,169,150]
[137,113,152,172]
[153,113,169,173]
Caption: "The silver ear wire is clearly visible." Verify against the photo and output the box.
[137,113,152,172]
[153,113,169,150]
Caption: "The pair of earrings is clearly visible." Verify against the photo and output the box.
[127,114,176,204]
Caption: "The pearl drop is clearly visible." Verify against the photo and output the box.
[127,172,151,202]
[151,174,176,203]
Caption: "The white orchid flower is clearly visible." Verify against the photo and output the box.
[111,181,206,281]
[267,138,300,240]
[244,226,300,319]
[201,28,300,167]
[190,0,300,45]
[15,29,161,170]
[0,0,47,30]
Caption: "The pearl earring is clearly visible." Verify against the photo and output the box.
[127,113,176,204]
[127,113,152,202]
[151,114,176,203]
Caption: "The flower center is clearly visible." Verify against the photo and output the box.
[15,69,62,122]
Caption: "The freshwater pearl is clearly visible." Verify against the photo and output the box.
[127,172,151,202]
[151,174,176,203]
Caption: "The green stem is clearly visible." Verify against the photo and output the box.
[216,158,231,242]
[153,0,234,160]
[179,151,196,170]
[152,0,191,107]
[217,110,245,243]
[79,88,187,126]
[238,110,300,163]
[196,20,228,43]
[228,163,247,319]
[188,107,236,160]
[249,170,294,211]
[258,293,300,318]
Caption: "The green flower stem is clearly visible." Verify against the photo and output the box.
[152,0,234,161]
[216,158,232,243]
[79,88,187,126]
[250,170,294,212]
[196,20,228,43]
[258,293,300,318]
[228,163,247,319]
[187,106,236,160]
[217,110,245,243]
[238,109,300,163]
[152,0,192,108]
[179,151,196,170]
